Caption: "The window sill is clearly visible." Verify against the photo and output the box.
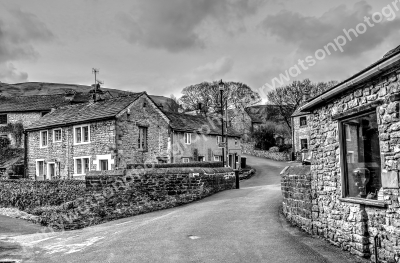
[339,197,386,207]
[74,142,91,145]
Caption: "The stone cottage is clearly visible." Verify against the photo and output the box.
[25,92,241,180]
[291,45,400,261]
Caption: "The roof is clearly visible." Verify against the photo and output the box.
[302,44,400,111]
[291,109,311,117]
[0,95,71,113]
[163,111,241,137]
[25,93,143,131]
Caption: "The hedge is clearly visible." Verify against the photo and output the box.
[127,161,223,169]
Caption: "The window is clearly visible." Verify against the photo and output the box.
[300,116,307,126]
[214,156,222,161]
[74,157,90,175]
[0,114,7,125]
[217,136,222,145]
[184,133,192,144]
[300,139,308,150]
[341,111,381,200]
[40,130,48,148]
[100,160,109,171]
[182,158,190,163]
[198,156,204,162]
[138,126,148,150]
[36,160,45,177]
[235,138,238,145]
[74,125,90,144]
[53,129,62,142]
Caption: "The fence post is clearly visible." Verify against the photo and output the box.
[235,170,239,189]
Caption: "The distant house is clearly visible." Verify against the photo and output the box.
[25,93,241,180]
[291,109,311,161]
[165,111,241,168]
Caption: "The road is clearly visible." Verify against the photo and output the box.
[1,155,367,263]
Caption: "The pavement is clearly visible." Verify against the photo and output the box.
[0,155,369,263]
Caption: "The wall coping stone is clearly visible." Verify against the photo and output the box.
[338,197,387,208]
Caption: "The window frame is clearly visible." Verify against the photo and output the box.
[73,156,91,176]
[217,136,222,145]
[39,130,48,148]
[138,126,148,151]
[300,138,308,150]
[182,158,190,163]
[214,156,222,162]
[0,114,7,125]
[53,128,62,143]
[35,159,45,178]
[299,116,307,127]
[73,125,90,145]
[338,110,382,200]
[184,133,192,145]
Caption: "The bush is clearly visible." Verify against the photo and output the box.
[269,146,279,152]
[279,144,292,152]
[0,136,10,150]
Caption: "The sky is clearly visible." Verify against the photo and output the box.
[1,0,400,100]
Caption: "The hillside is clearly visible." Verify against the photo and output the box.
[0,82,178,112]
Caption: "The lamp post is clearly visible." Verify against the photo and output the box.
[219,79,225,167]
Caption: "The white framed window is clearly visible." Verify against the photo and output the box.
[93,154,114,171]
[40,130,48,148]
[235,138,238,145]
[35,159,45,177]
[182,158,190,163]
[214,156,222,161]
[73,156,91,176]
[184,133,192,144]
[217,136,222,145]
[74,125,90,145]
[53,129,62,142]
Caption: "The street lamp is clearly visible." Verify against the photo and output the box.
[219,79,225,167]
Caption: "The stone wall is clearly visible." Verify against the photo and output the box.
[243,148,290,161]
[241,142,255,153]
[39,167,235,230]
[281,166,313,233]
[285,68,400,261]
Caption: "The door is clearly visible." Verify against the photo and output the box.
[228,154,233,168]
[100,160,108,171]
[48,163,55,180]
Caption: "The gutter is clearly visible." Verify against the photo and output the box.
[25,116,116,132]
[300,52,400,111]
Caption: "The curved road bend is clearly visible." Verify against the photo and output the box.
[5,155,367,263]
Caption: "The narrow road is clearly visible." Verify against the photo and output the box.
[2,155,367,263]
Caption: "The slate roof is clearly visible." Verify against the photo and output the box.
[25,93,143,131]
[164,111,240,137]
[0,95,70,113]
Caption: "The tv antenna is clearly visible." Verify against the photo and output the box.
[92,68,99,84]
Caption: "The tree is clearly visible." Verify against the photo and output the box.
[252,122,276,150]
[179,81,261,114]
[266,79,337,131]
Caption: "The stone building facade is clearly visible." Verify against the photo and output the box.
[25,93,242,179]
[291,110,311,161]
[285,46,400,261]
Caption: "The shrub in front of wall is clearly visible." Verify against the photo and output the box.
[269,146,279,152]
[0,179,87,211]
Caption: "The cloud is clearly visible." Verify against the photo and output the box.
[194,56,234,79]
[0,8,54,82]
[117,0,262,52]
[0,63,28,83]
[260,1,400,57]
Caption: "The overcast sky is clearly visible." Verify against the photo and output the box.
[1,0,399,99]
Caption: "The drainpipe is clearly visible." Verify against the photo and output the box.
[24,131,28,179]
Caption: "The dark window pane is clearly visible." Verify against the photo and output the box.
[0,114,7,124]
[300,117,307,126]
[76,128,81,143]
[343,112,381,199]
[76,159,82,174]
[83,126,89,142]
[100,160,108,170]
